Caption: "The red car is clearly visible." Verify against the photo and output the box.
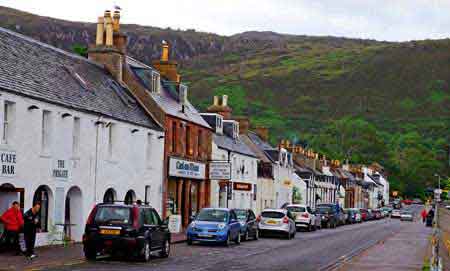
[360,209,368,221]
[402,199,413,205]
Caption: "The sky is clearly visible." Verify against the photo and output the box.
[1,0,449,42]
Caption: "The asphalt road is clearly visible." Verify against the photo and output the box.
[44,211,423,271]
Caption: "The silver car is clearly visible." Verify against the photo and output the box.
[258,209,297,239]
[400,211,414,221]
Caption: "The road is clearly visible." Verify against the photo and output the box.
[44,208,425,271]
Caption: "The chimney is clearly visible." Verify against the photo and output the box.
[152,41,180,83]
[234,116,250,135]
[255,126,269,142]
[222,95,228,107]
[95,17,104,46]
[206,94,232,119]
[88,9,126,82]
[213,96,219,106]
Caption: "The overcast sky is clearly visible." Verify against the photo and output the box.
[2,0,449,41]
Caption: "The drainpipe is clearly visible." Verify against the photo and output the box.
[93,117,104,203]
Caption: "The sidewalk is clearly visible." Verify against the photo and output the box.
[0,243,84,271]
[337,219,432,271]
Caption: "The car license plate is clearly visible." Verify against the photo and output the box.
[100,229,120,235]
[198,234,212,238]
[266,220,277,225]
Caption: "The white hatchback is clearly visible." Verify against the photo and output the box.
[286,204,318,231]
[258,209,297,239]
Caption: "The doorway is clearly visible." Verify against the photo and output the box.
[64,186,82,241]
[0,184,24,237]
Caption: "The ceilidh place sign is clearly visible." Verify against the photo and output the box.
[169,157,206,180]
[53,159,69,180]
[0,150,16,177]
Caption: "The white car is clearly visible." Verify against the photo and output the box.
[400,211,414,221]
[286,204,318,231]
[258,209,297,239]
[391,209,401,218]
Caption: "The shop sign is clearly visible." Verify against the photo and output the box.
[209,162,231,180]
[0,150,16,177]
[233,182,252,191]
[168,215,182,233]
[53,160,69,181]
[169,157,206,180]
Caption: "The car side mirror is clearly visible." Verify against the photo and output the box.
[189,215,196,222]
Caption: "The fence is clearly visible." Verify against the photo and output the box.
[437,206,450,270]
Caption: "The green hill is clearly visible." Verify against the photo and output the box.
[0,6,448,197]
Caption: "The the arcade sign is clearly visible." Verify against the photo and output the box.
[169,157,206,180]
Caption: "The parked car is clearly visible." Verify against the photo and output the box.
[82,203,170,262]
[316,204,339,228]
[186,208,241,246]
[258,209,297,239]
[233,209,259,241]
[360,208,369,221]
[367,209,375,220]
[381,207,392,216]
[345,208,361,224]
[400,211,414,221]
[286,204,317,231]
[391,209,402,218]
[372,209,382,220]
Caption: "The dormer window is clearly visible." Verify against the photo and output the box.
[216,115,223,134]
[151,71,161,93]
[233,122,239,139]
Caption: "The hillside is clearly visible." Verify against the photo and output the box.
[0,6,449,196]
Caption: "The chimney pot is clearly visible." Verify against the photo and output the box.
[213,96,219,106]
[96,17,105,46]
[222,95,228,106]
[105,16,114,46]
[161,41,169,62]
[113,10,120,32]
[104,10,111,18]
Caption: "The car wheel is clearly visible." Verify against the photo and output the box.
[292,230,296,238]
[84,247,97,261]
[141,240,151,262]
[286,231,291,240]
[308,223,312,232]
[159,239,170,258]
[254,230,259,240]
[313,224,317,231]
[235,232,241,245]
[187,238,193,246]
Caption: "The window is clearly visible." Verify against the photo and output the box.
[103,188,116,203]
[41,110,52,153]
[72,117,80,157]
[151,72,161,93]
[197,129,202,157]
[171,121,177,153]
[186,125,191,155]
[107,123,115,159]
[2,101,15,144]
[33,186,49,232]
[146,133,153,167]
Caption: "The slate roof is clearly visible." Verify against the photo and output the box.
[0,27,161,130]
[127,57,211,129]
[213,134,257,158]
[247,131,276,151]
[240,134,272,163]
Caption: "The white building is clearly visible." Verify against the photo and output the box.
[201,113,259,211]
[272,148,295,208]
[292,173,307,205]
[0,27,164,246]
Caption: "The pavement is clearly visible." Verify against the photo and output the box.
[336,204,432,271]
[0,206,431,271]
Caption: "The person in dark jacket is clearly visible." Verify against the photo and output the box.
[23,202,40,259]
[0,201,24,255]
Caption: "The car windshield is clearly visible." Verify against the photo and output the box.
[317,206,333,213]
[234,210,247,221]
[261,211,285,219]
[196,209,229,222]
[287,206,306,213]
[94,206,132,224]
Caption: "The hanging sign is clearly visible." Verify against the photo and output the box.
[0,150,16,177]
[209,162,231,180]
[233,182,252,191]
[169,157,206,180]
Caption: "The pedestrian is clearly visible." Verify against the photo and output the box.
[23,202,40,259]
[0,201,24,255]
[421,208,427,223]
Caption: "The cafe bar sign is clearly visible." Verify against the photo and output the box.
[0,150,16,177]
[169,157,206,180]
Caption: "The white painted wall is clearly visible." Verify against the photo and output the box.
[0,92,164,245]
[273,148,294,208]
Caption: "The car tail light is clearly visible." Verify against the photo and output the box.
[283,216,289,224]
[301,213,309,218]
[256,215,261,222]
[86,205,98,225]
[132,207,140,229]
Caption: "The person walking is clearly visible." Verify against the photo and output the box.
[421,208,427,223]
[0,201,24,255]
[23,202,40,259]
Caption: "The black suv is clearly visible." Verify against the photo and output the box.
[316,204,340,228]
[83,203,170,262]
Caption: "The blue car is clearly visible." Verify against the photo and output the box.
[186,208,241,246]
